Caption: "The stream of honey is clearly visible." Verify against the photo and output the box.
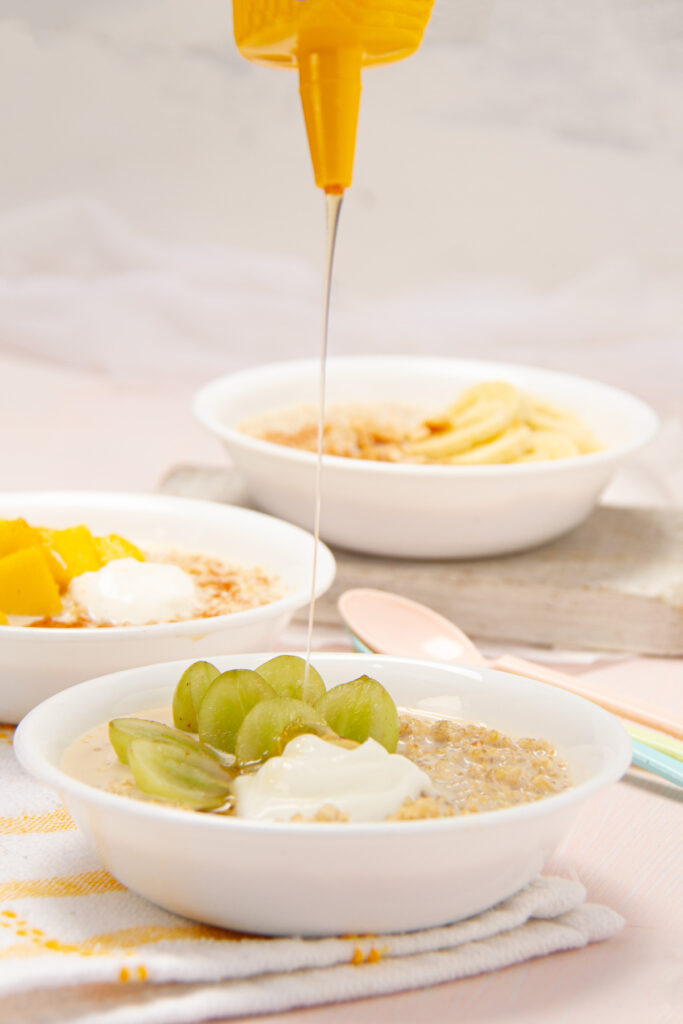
[304,192,344,670]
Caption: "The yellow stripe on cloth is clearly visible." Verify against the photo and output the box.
[0,942,52,959]
[0,870,124,901]
[79,922,253,951]
[0,807,76,835]
[0,922,252,961]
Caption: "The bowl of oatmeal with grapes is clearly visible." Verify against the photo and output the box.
[0,492,335,722]
[194,356,658,558]
[14,651,631,936]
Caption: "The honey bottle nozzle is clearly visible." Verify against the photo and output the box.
[298,46,362,193]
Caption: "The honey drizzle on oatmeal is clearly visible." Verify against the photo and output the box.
[304,192,344,679]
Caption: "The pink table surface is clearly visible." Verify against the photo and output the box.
[3,353,682,1022]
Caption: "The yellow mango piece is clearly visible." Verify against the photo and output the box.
[0,546,62,616]
[39,526,102,587]
[0,520,70,591]
[33,529,69,590]
[0,519,41,558]
[94,534,144,564]
[39,545,70,591]
[0,610,7,625]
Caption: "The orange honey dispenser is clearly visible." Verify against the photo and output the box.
[232,0,434,193]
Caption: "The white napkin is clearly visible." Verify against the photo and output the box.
[0,725,623,1023]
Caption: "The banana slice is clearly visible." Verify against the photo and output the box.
[517,430,580,461]
[409,382,522,459]
[449,425,533,465]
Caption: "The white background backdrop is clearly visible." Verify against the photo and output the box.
[2,1,683,287]
[0,0,681,488]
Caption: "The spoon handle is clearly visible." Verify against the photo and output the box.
[630,741,683,788]
[492,654,683,742]
[625,723,683,763]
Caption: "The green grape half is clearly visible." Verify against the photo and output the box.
[172,660,220,732]
[235,697,328,766]
[197,670,276,753]
[109,717,220,766]
[127,738,233,810]
[316,676,399,753]
[255,654,326,705]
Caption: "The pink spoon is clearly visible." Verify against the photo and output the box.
[337,588,683,742]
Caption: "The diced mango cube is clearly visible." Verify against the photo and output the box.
[39,526,102,587]
[38,544,70,590]
[94,534,144,564]
[0,519,41,558]
[0,546,62,616]
[1,519,144,595]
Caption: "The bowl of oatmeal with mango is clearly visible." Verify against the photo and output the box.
[0,492,335,722]
[14,651,631,936]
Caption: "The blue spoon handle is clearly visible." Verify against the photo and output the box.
[631,740,683,788]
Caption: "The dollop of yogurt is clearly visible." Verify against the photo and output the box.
[68,558,198,626]
[233,734,434,823]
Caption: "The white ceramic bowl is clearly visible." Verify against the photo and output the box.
[0,493,335,722]
[194,356,659,558]
[14,652,631,937]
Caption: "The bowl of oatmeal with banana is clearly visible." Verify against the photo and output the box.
[0,493,335,722]
[15,652,631,936]
[194,356,658,557]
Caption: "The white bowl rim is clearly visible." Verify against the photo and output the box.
[0,491,335,640]
[194,356,660,477]
[14,651,633,836]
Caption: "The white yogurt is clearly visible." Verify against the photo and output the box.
[233,734,434,823]
[68,558,198,626]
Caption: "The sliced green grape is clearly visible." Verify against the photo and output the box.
[127,738,233,810]
[197,670,276,753]
[235,697,328,766]
[255,655,326,705]
[316,676,399,753]
[172,660,220,732]
[109,717,220,766]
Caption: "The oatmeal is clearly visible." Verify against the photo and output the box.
[241,401,429,463]
[29,548,283,629]
[62,707,570,821]
[240,382,601,465]
[61,660,571,821]
[156,549,282,621]
[392,712,570,818]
